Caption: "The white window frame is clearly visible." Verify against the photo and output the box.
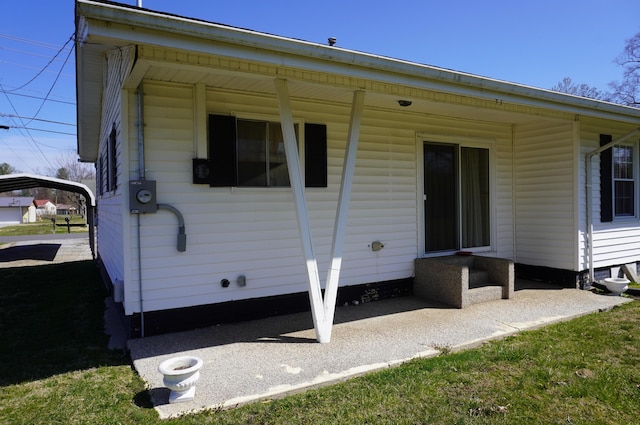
[612,141,639,220]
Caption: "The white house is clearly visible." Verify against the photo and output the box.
[34,199,57,217]
[75,0,640,339]
[0,197,35,224]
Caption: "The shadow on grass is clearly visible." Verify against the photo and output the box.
[134,389,158,409]
[0,260,129,386]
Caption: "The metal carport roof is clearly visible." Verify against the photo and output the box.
[0,173,96,258]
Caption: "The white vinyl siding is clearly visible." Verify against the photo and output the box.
[95,47,134,290]
[118,81,518,313]
[126,83,418,312]
[578,118,640,270]
[513,121,576,270]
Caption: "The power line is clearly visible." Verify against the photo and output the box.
[3,34,74,94]
[3,91,75,105]
[0,45,73,61]
[0,60,74,78]
[0,33,71,51]
[21,42,75,127]
[0,113,75,127]
[0,84,54,169]
[6,126,76,136]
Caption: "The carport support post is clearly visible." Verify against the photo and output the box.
[275,79,364,343]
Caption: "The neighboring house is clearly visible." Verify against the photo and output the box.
[56,204,77,215]
[75,0,640,340]
[34,199,56,216]
[0,197,36,224]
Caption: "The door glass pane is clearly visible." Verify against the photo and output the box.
[461,147,490,248]
[424,143,457,252]
[237,120,267,186]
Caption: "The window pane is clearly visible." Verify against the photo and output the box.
[615,180,635,216]
[461,147,490,248]
[268,122,290,187]
[237,120,267,186]
[614,146,633,179]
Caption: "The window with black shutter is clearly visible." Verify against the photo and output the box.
[205,114,327,188]
[600,133,638,221]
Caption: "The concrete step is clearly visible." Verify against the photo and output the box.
[469,269,490,288]
[468,285,503,305]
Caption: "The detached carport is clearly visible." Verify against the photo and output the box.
[0,173,96,258]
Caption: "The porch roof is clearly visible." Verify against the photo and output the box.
[75,0,640,162]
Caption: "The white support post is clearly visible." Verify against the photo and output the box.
[322,90,365,340]
[274,79,326,342]
[275,79,365,343]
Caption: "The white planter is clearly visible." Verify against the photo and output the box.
[603,277,629,296]
[158,356,203,403]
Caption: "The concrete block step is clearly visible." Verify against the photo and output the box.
[469,269,490,288]
[468,285,503,305]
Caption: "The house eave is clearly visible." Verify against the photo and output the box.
[75,0,640,160]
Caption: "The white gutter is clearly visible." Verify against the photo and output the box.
[76,0,640,164]
[585,127,640,285]
[76,0,640,123]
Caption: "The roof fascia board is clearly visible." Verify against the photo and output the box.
[77,0,640,123]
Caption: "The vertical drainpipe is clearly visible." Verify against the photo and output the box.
[511,124,517,263]
[585,127,640,286]
[137,83,145,337]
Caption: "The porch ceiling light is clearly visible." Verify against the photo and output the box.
[397,100,412,107]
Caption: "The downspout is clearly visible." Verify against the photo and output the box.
[134,82,187,337]
[585,127,640,286]
[136,84,145,337]
[137,84,146,181]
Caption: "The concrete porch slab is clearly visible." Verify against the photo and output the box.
[127,282,632,419]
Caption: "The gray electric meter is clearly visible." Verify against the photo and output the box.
[129,180,157,213]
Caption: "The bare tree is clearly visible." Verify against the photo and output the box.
[47,152,95,183]
[609,32,640,106]
[551,77,609,100]
[45,153,96,211]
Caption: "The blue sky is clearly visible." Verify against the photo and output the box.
[1,0,640,174]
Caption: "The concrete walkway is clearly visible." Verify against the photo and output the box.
[128,284,632,419]
[0,234,93,267]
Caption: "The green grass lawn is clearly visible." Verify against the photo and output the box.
[0,216,88,236]
[1,261,639,424]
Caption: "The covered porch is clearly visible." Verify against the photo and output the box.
[76,0,640,344]
[126,281,630,418]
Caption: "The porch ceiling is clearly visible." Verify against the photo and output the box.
[142,63,546,126]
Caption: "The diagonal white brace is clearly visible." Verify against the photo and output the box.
[274,79,325,342]
[275,79,365,343]
[321,90,365,341]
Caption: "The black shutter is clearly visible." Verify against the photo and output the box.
[304,123,327,187]
[209,114,237,187]
[600,134,613,222]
